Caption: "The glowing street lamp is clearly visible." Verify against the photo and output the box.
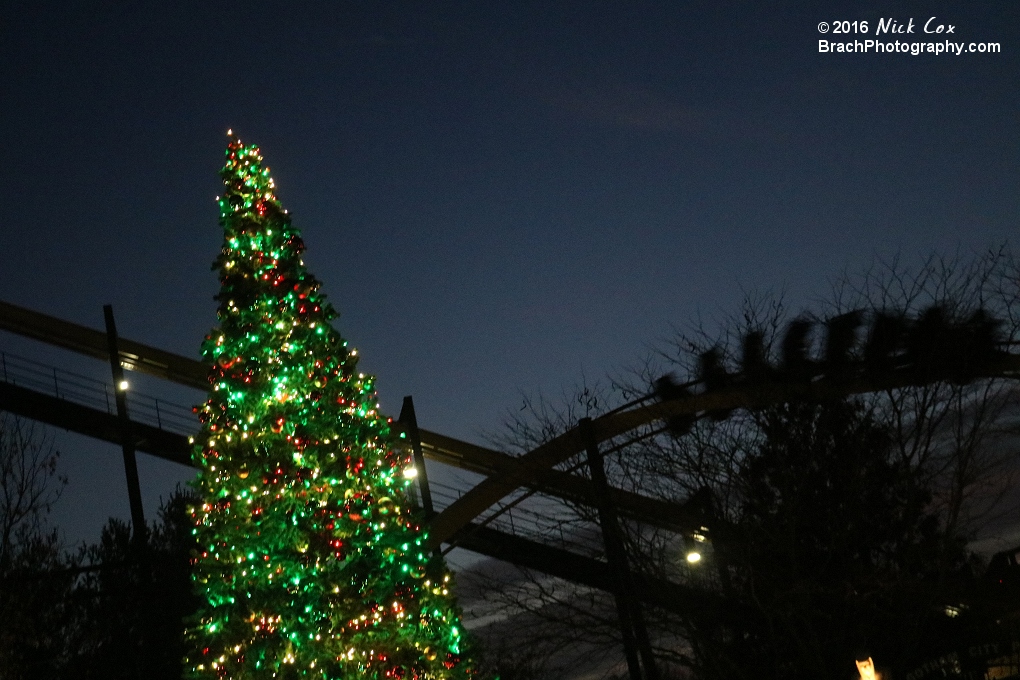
[685,526,710,564]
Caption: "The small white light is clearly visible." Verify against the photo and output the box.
[686,551,702,564]
[118,380,129,391]
[402,466,418,479]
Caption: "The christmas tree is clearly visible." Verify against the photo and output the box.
[185,132,477,679]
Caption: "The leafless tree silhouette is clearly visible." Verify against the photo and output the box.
[464,245,1020,680]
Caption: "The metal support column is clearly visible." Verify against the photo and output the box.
[399,396,434,516]
[579,417,659,680]
[103,305,147,544]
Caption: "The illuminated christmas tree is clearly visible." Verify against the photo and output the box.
[185,133,476,679]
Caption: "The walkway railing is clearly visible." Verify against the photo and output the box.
[0,349,198,436]
[430,478,603,559]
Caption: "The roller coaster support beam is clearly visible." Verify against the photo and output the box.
[104,305,147,544]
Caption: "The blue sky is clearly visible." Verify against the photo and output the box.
[1,1,1018,546]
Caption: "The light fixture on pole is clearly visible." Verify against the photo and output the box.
[685,526,709,564]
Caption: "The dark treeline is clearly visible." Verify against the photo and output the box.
[0,413,198,680]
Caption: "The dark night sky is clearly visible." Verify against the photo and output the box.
[1,1,1018,548]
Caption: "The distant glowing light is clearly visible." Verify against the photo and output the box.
[686,551,702,564]
[402,466,418,479]
[856,657,878,680]
[118,380,129,391]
